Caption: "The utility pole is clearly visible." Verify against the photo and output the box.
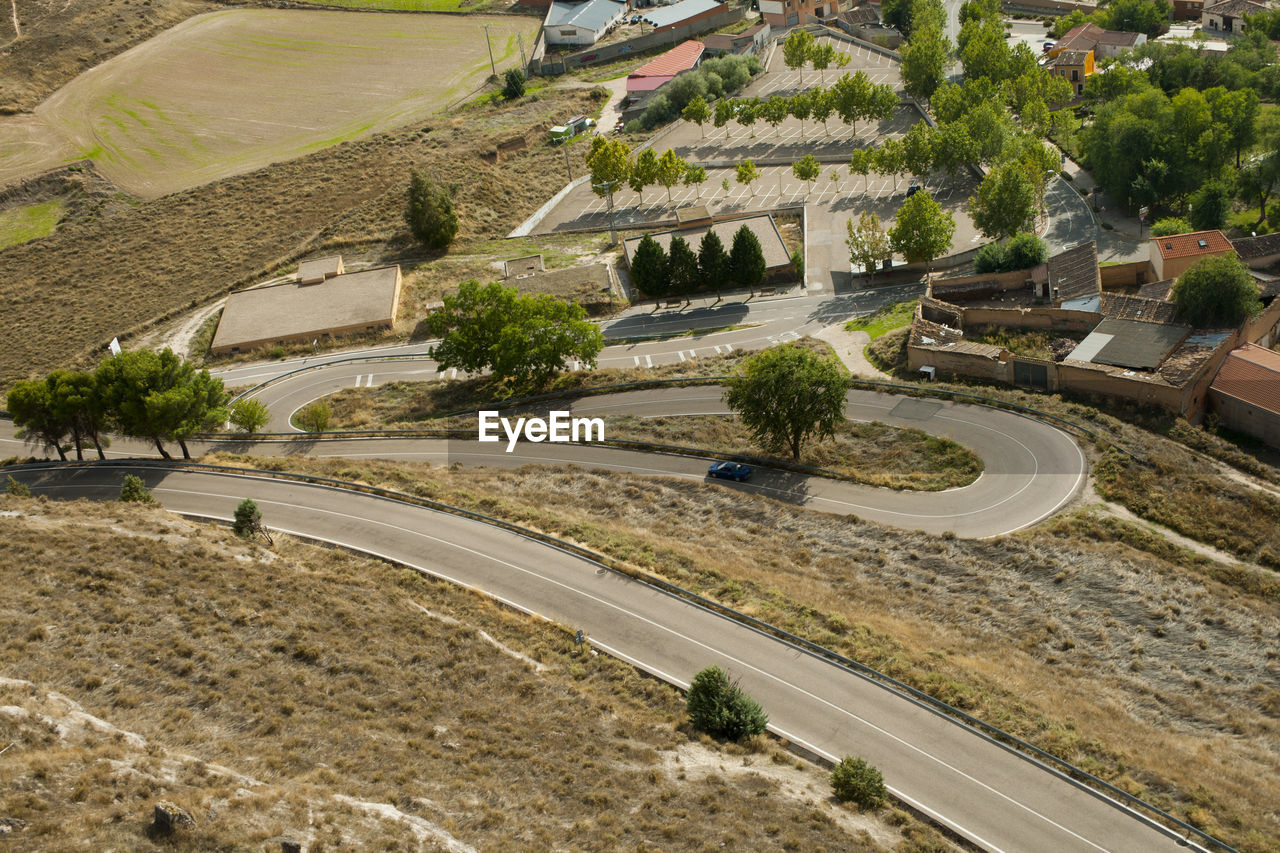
[563,145,572,182]
[482,24,497,77]
[593,179,620,245]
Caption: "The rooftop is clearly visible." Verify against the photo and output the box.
[629,39,705,78]
[1051,50,1093,66]
[1099,292,1179,324]
[1067,317,1189,370]
[1096,30,1143,45]
[1211,343,1280,416]
[1203,0,1269,14]
[1231,232,1280,261]
[546,0,626,32]
[1153,229,1234,260]
[298,255,343,284]
[838,6,880,24]
[639,0,720,30]
[1047,241,1100,302]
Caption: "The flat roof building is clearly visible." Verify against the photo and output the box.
[211,265,402,356]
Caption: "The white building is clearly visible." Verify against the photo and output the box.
[544,0,628,46]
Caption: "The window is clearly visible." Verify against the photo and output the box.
[1071,69,1079,81]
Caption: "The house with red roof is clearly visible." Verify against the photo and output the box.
[1209,344,1280,446]
[624,40,705,113]
[1150,229,1235,280]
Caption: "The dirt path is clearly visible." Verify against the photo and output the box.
[812,323,890,379]
[130,299,225,360]
[1095,498,1255,567]
[8,0,19,40]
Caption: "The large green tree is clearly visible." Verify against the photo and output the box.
[729,224,766,293]
[630,148,659,200]
[968,163,1037,240]
[49,369,108,460]
[722,343,848,461]
[630,235,669,298]
[847,212,891,283]
[889,190,955,265]
[782,29,815,81]
[1171,256,1262,328]
[681,94,710,137]
[655,148,688,202]
[426,280,603,393]
[404,171,458,251]
[6,378,68,460]
[95,348,228,459]
[586,136,632,208]
[698,230,730,297]
[901,23,951,104]
[667,236,700,298]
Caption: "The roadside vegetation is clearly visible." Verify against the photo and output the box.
[0,201,63,250]
[0,496,937,851]
[198,452,1280,851]
[844,300,917,340]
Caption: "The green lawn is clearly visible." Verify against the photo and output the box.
[1228,205,1273,235]
[844,299,917,340]
[0,201,63,250]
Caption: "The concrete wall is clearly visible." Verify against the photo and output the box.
[1100,260,1152,289]
[961,306,1100,333]
[1210,391,1280,447]
[907,343,1010,382]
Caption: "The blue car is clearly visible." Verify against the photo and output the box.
[708,461,752,482]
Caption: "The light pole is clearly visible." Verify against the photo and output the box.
[593,179,620,245]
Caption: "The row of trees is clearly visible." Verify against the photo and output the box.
[629,225,767,300]
[425,280,603,394]
[7,349,232,461]
[780,28,852,83]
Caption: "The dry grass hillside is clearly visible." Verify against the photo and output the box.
[0,495,950,852]
[0,0,217,112]
[0,86,601,389]
[202,453,1280,852]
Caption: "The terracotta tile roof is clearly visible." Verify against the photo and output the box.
[1099,292,1179,324]
[1211,344,1280,416]
[630,40,705,79]
[1231,232,1280,261]
[1058,22,1105,50]
[1153,229,1233,260]
[1047,241,1100,302]
[1203,0,1269,15]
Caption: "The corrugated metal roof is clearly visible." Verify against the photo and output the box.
[547,0,626,31]
[629,38,705,77]
[640,0,720,30]
[1211,344,1280,416]
[1153,229,1233,260]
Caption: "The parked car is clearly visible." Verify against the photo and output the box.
[630,14,642,23]
[1042,40,1055,52]
[906,184,922,197]
[708,461,752,482]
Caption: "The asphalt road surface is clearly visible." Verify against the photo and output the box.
[3,462,1196,853]
[1,385,1086,539]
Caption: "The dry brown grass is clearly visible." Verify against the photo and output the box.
[0,494,940,852]
[0,86,603,390]
[198,453,1280,852]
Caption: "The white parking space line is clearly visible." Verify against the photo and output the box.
[677,351,686,362]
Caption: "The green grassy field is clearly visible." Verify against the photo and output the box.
[0,201,63,250]
[18,9,538,198]
[844,299,917,340]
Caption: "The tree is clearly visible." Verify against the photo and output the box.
[586,136,632,209]
[810,42,837,82]
[873,139,906,189]
[968,163,1036,240]
[6,476,30,497]
[629,235,669,298]
[1188,179,1232,231]
[847,212,890,283]
[723,343,847,461]
[502,68,526,100]
[667,236,700,298]
[229,398,270,434]
[404,171,458,251]
[735,159,761,196]
[976,232,1047,272]
[119,474,156,504]
[901,24,950,104]
[6,379,67,460]
[901,122,934,182]
[1105,0,1171,36]
[1237,152,1280,227]
[831,757,887,809]
[233,497,272,544]
[630,148,659,201]
[49,370,107,460]
[889,191,955,266]
[1206,86,1259,168]
[698,230,730,297]
[713,98,735,137]
[810,88,835,134]
[788,90,813,137]
[426,280,603,392]
[95,348,228,459]
[296,400,331,433]
[792,154,821,194]
[683,164,707,199]
[1150,217,1193,237]
[782,29,815,81]
[686,665,769,742]
[761,95,789,134]
[681,94,710,137]
[729,224,767,293]
[655,148,687,202]
[1171,256,1262,327]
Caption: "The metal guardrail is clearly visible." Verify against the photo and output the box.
[0,456,1232,853]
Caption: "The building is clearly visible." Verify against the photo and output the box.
[544,0,628,46]
[1202,0,1271,34]
[210,263,403,356]
[1049,50,1094,95]
[702,21,770,55]
[638,0,724,34]
[1150,229,1235,280]
[759,0,838,29]
[1172,0,1205,19]
[1231,232,1280,270]
[298,255,344,285]
[625,39,705,112]
[1209,343,1280,446]
[1051,23,1147,59]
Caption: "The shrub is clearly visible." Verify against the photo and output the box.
[1150,216,1193,237]
[229,398,270,434]
[686,665,769,742]
[6,475,30,497]
[404,171,458,251]
[974,233,1046,273]
[1171,255,1262,327]
[296,400,331,433]
[636,55,760,129]
[830,756,887,808]
[973,241,1007,273]
[119,474,156,504]
[502,68,526,100]
[233,497,263,539]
